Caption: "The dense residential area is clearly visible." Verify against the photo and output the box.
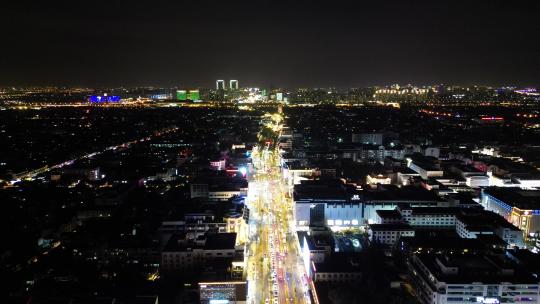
[1,90,540,304]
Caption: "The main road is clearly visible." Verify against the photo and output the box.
[246,144,311,304]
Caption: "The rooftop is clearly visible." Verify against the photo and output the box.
[376,209,401,219]
[409,207,462,215]
[370,223,414,231]
[294,179,357,201]
[483,187,540,210]
[416,253,537,284]
[364,186,441,202]
[204,233,237,250]
[457,211,519,231]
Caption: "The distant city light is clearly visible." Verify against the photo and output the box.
[89,95,120,102]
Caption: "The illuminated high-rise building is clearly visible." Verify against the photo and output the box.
[176,90,187,101]
[216,80,225,90]
[188,90,200,101]
[229,80,239,90]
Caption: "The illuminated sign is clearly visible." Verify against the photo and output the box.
[480,116,504,121]
[476,297,500,304]
[89,95,120,102]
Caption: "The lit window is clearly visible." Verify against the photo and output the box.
[327,220,334,226]
[352,219,359,225]
[344,220,351,225]
[335,220,343,226]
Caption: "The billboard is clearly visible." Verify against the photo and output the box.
[199,281,247,304]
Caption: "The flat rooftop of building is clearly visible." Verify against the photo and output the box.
[400,236,487,251]
[162,233,192,252]
[409,207,462,215]
[294,179,357,201]
[376,209,401,219]
[484,187,540,210]
[313,253,363,273]
[485,157,538,174]
[364,186,441,202]
[369,223,414,231]
[204,233,237,250]
[452,164,484,173]
[507,249,540,271]
[416,253,537,284]
[475,234,508,247]
[445,192,479,206]
[457,211,520,231]
[396,167,420,175]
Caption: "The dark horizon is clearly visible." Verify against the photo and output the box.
[2,0,540,88]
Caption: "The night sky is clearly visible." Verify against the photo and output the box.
[1,0,539,88]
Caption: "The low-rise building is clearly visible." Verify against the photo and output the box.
[481,187,540,239]
[161,232,237,271]
[409,253,540,304]
[407,157,444,180]
[369,223,415,245]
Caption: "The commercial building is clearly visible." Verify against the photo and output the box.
[375,204,524,248]
[363,186,442,223]
[456,211,524,248]
[409,253,540,304]
[449,165,489,188]
[216,80,225,90]
[398,235,506,257]
[283,161,319,187]
[376,206,460,228]
[357,145,406,163]
[294,180,444,228]
[176,90,187,101]
[294,180,362,228]
[189,174,248,201]
[199,281,247,304]
[407,158,444,180]
[188,89,200,101]
[299,227,363,283]
[224,212,248,245]
[161,232,237,271]
[309,254,363,282]
[159,213,227,239]
[481,187,540,239]
[369,223,415,245]
[229,80,239,90]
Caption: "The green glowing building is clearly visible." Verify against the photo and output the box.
[188,90,200,101]
[176,90,187,101]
